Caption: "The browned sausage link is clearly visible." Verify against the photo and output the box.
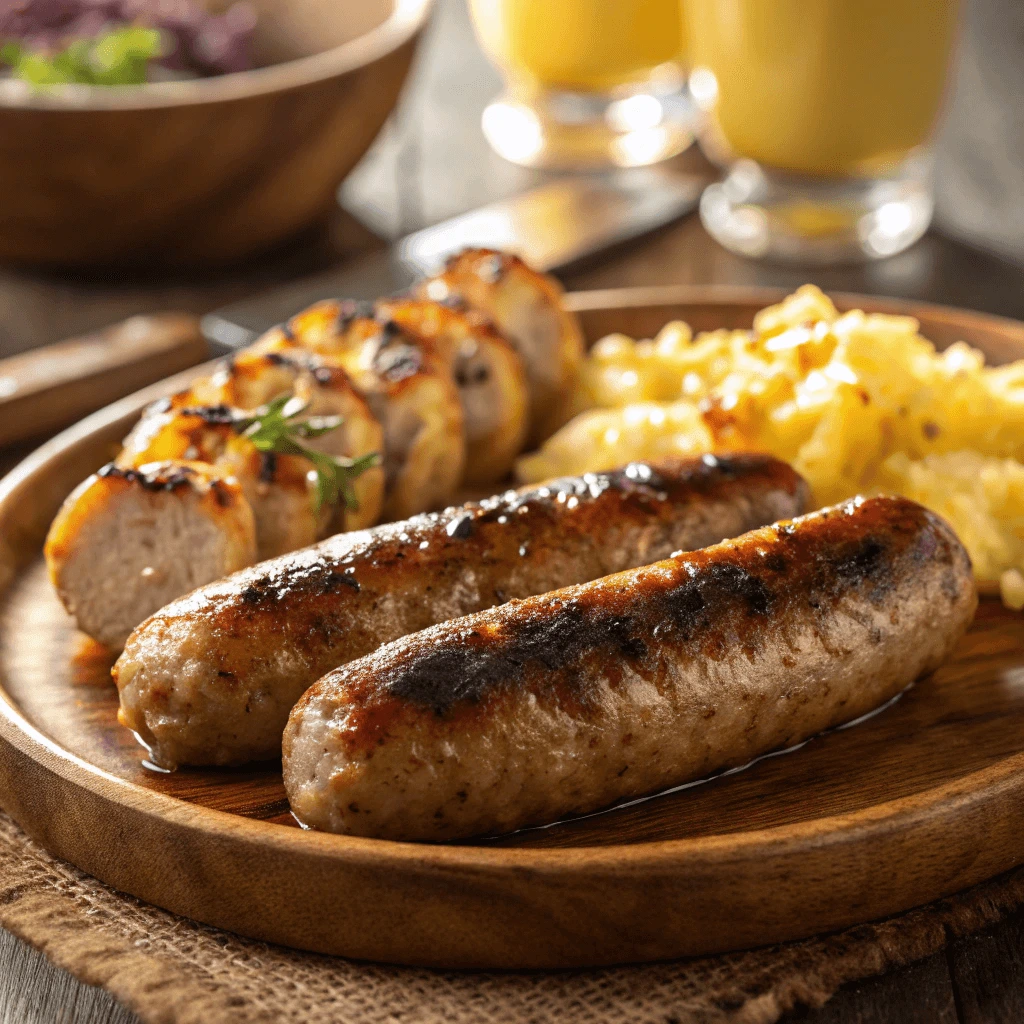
[113,454,809,768]
[283,496,977,841]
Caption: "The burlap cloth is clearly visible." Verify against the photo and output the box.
[1,810,1022,1024]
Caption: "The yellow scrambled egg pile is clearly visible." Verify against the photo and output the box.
[517,286,1024,609]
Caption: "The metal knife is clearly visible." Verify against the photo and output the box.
[201,169,701,351]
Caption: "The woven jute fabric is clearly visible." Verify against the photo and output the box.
[1,811,1023,1024]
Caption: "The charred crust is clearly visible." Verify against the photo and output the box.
[380,603,663,717]
[334,300,377,334]
[380,319,403,342]
[373,340,422,382]
[97,462,208,494]
[259,451,278,484]
[180,403,238,426]
[264,350,296,367]
[209,479,234,508]
[445,513,474,539]
[455,363,491,386]
[665,562,773,627]
[471,453,798,523]
[941,569,966,603]
[236,563,362,609]
[381,607,597,714]
[836,537,885,582]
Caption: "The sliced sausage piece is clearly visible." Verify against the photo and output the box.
[45,461,256,651]
[119,390,234,467]
[113,454,809,769]
[117,397,316,562]
[418,248,584,445]
[261,303,465,520]
[191,347,386,539]
[377,298,530,485]
[289,360,384,533]
[283,495,977,841]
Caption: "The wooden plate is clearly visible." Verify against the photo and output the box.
[1,286,1023,970]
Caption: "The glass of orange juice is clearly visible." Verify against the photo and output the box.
[467,0,693,169]
[685,0,960,262]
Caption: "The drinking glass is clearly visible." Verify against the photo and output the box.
[468,0,693,169]
[685,0,960,262]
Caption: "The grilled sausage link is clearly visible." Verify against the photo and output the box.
[114,454,809,769]
[284,496,977,841]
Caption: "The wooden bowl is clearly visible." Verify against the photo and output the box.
[0,0,432,270]
[1,287,1023,969]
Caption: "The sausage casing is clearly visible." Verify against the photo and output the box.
[284,495,977,841]
[114,454,808,768]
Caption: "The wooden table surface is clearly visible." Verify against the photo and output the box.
[3,1,1024,1020]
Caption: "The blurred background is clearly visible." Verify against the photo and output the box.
[0,0,1022,369]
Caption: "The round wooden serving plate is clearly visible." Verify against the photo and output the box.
[0,287,1023,970]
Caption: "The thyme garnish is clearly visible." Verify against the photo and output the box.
[233,395,379,512]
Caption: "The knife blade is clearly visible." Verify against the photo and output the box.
[201,169,701,351]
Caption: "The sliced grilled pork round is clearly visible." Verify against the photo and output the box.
[45,461,256,651]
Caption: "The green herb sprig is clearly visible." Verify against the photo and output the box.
[235,395,380,513]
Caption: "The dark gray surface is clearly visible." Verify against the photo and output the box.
[0,929,133,1024]
[934,0,1024,266]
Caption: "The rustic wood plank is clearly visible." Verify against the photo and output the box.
[0,928,138,1024]
[783,953,959,1023]
[0,314,208,447]
[948,905,1024,1022]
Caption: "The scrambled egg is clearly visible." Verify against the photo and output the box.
[517,286,1024,608]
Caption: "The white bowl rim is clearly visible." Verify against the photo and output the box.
[0,0,433,112]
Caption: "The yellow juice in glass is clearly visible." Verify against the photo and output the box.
[470,0,686,91]
[686,0,960,262]
[686,0,957,177]
[468,0,693,168]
